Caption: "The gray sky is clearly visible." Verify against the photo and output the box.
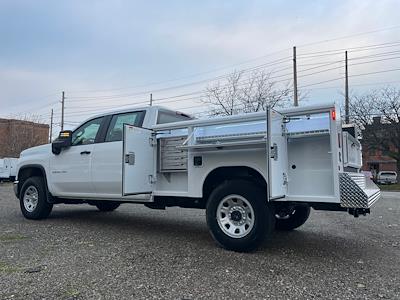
[1,0,400,130]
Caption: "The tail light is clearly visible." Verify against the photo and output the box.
[331,109,336,121]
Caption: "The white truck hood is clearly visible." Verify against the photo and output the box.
[20,144,51,158]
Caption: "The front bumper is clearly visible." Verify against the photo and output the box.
[377,179,397,184]
[340,173,381,209]
[13,181,19,198]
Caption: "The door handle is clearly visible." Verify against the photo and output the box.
[80,151,91,155]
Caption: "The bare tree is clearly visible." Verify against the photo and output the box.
[349,86,400,171]
[203,70,297,116]
[205,71,243,116]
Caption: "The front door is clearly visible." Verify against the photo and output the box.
[50,144,95,197]
[49,117,104,197]
[267,109,288,199]
[122,124,155,196]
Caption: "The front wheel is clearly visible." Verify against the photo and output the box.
[206,180,275,252]
[19,176,53,220]
[275,205,311,231]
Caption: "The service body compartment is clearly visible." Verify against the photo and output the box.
[342,131,362,169]
[129,104,381,210]
[122,125,155,196]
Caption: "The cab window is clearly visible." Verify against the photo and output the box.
[157,111,192,124]
[71,117,104,146]
[106,111,145,142]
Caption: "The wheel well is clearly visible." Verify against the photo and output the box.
[17,166,47,198]
[202,166,267,204]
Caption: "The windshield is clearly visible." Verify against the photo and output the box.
[380,172,396,176]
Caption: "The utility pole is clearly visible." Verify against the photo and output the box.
[149,93,153,106]
[61,91,65,131]
[49,109,53,143]
[345,51,349,124]
[293,46,298,107]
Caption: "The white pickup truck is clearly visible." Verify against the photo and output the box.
[14,103,380,252]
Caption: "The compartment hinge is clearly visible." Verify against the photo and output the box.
[281,122,287,136]
[148,175,157,184]
[270,143,278,160]
[149,136,157,147]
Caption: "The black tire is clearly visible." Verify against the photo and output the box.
[275,206,310,231]
[19,176,53,220]
[206,180,275,252]
[94,201,121,212]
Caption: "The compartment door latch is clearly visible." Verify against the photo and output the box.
[125,152,135,165]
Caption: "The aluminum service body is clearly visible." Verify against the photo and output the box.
[15,104,380,208]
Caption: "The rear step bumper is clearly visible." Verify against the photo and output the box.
[339,172,381,209]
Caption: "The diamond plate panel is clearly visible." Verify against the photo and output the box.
[340,173,369,208]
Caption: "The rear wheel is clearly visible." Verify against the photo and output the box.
[275,205,310,231]
[206,180,274,252]
[19,176,53,220]
[94,201,121,212]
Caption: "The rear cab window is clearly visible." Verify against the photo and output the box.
[157,111,193,124]
[105,111,145,142]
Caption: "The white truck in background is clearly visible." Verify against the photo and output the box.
[0,158,18,181]
[13,104,381,252]
[377,171,397,184]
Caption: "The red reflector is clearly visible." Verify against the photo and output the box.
[331,110,336,120]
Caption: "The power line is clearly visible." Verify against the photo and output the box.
[66,53,292,95]
[65,48,400,106]
[64,58,400,116]
[64,27,400,96]
[59,46,400,120]
[299,67,400,89]
[66,56,292,98]
[10,35,400,120]
[305,80,400,91]
[297,25,400,48]
[298,41,400,58]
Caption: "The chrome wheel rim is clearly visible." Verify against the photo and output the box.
[23,186,39,213]
[216,194,255,239]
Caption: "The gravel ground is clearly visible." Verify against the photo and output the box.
[0,182,399,300]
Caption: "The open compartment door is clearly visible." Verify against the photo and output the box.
[122,124,155,196]
[267,109,288,199]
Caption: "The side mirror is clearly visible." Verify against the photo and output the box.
[52,130,72,155]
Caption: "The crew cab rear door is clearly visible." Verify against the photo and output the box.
[122,124,155,196]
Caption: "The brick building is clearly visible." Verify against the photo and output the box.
[362,148,397,173]
[0,118,49,158]
[361,116,398,175]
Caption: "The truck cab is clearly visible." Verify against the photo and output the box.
[15,106,191,199]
